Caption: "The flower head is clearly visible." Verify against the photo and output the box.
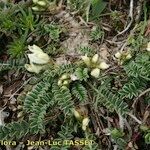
[28,45,43,53]
[70,74,78,81]
[37,1,47,6]
[27,45,50,64]
[91,68,100,78]
[115,52,122,59]
[81,54,91,66]
[91,54,99,63]
[82,117,90,131]
[147,42,150,51]
[73,109,81,120]
[126,53,132,60]
[99,62,109,70]
[33,0,39,3]
[114,51,132,62]
[58,74,71,87]
[60,74,69,80]
[57,80,62,86]
[25,63,44,74]
[25,45,50,73]
[32,6,40,11]
[63,80,69,85]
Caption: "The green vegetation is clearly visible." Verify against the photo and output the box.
[0,0,150,149]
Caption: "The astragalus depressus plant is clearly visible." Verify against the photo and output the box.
[0,0,150,149]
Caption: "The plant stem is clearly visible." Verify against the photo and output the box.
[128,113,142,124]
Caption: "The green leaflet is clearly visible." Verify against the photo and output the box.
[24,81,50,112]
[0,58,26,72]
[119,78,147,99]
[29,104,47,134]
[145,132,150,144]
[91,0,107,18]
[92,81,129,116]
[75,67,89,81]
[0,121,29,140]
[71,82,88,102]
[52,82,74,114]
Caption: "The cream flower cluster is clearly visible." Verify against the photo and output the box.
[81,54,109,78]
[58,74,70,88]
[82,117,90,131]
[147,42,150,51]
[25,45,50,74]
[32,0,48,11]
[73,109,90,131]
[58,74,78,88]
[114,51,132,65]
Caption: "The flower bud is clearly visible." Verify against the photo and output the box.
[147,42,150,51]
[126,53,132,60]
[58,80,62,86]
[25,63,43,74]
[90,68,100,78]
[60,74,69,80]
[81,54,91,66]
[63,80,69,85]
[27,45,50,64]
[17,111,23,118]
[33,0,39,4]
[82,117,90,131]
[115,52,121,59]
[61,86,68,89]
[70,74,78,81]
[32,6,40,11]
[73,109,81,120]
[17,105,23,110]
[37,1,47,6]
[91,54,99,63]
[36,53,50,63]
[28,45,43,53]
[99,62,109,70]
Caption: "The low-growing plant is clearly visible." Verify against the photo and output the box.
[0,0,150,150]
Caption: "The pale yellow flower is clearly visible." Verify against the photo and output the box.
[126,53,132,60]
[63,80,69,85]
[27,45,50,64]
[70,74,78,81]
[33,0,38,4]
[37,1,47,6]
[91,68,100,78]
[82,117,90,131]
[28,45,43,53]
[99,62,109,70]
[60,74,69,80]
[91,54,99,63]
[32,6,40,11]
[25,63,44,74]
[147,42,150,51]
[81,54,91,66]
[115,52,122,59]
[73,109,81,120]
[57,80,62,86]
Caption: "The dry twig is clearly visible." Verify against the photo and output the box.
[113,0,134,40]
[132,88,150,108]
[128,113,142,124]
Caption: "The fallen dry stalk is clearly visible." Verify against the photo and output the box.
[113,0,134,40]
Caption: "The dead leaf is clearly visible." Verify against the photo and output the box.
[99,44,110,60]
[0,108,9,126]
[0,85,3,94]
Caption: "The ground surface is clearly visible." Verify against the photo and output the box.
[0,0,150,150]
